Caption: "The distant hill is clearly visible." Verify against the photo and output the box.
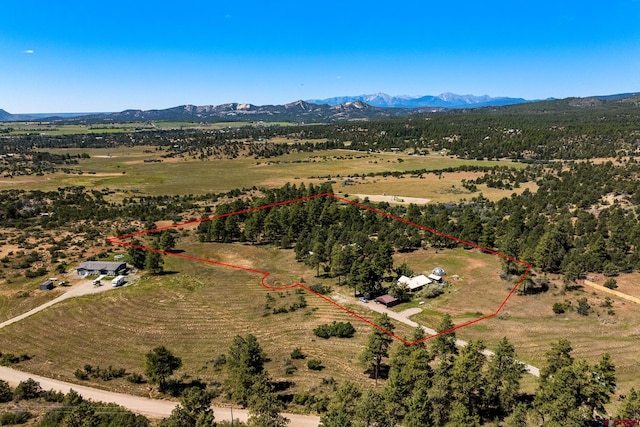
[68,100,442,123]
[1,92,639,123]
[306,92,534,108]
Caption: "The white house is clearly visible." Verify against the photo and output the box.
[398,274,432,291]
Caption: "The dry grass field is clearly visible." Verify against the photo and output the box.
[0,146,525,200]
[0,237,416,402]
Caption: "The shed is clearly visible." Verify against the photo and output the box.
[428,273,443,283]
[40,280,54,290]
[375,294,399,307]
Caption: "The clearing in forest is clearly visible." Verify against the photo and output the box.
[109,193,532,345]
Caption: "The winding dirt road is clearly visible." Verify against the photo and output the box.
[348,296,541,377]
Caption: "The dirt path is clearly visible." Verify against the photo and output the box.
[352,297,541,377]
[350,194,431,205]
[0,279,118,330]
[583,279,640,305]
[0,365,320,425]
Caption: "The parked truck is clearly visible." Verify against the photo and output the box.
[111,275,126,287]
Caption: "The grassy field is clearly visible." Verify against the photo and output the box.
[0,121,294,135]
[0,237,417,403]
[0,146,528,203]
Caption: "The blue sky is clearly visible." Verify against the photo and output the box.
[1,0,639,113]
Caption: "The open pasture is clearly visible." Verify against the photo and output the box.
[1,146,528,204]
[0,238,415,398]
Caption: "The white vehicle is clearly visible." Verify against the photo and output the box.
[111,275,126,287]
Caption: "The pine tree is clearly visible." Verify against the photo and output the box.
[485,337,525,416]
[359,313,395,383]
[319,381,361,427]
[226,334,267,404]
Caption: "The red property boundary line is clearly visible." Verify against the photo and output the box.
[108,193,531,346]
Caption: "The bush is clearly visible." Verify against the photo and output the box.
[603,278,618,289]
[313,321,356,339]
[13,378,42,401]
[307,359,323,371]
[422,285,444,299]
[0,380,12,403]
[0,411,32,425]
[290,347,305,360]
[284,358,297,375]
[308,283,331,295]
[127,373,144,384]
[74,369,89,380]
[552,302,566,315]
[577,297,591,316]
[41,389,65,402]
[313,324,333,339]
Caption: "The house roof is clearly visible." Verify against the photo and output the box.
[398,274,432,290]
[375,294,398,305]
[428,273,442,281]
[77,261,126,271]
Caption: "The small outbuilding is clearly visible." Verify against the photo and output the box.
[432,267,446,276]
[375,294,399,307]
[39,279,54,290]
[428,273,443,283]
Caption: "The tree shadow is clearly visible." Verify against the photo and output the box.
[163,378,207,397]
[272,380,295,392]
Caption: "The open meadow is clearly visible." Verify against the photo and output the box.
[0,145,530,204]
[1,136,638,420]
[0,236,417,404]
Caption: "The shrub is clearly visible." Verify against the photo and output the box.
[313,321,356,339]
[290,347,305,360]
[307,359,323,371]
[126,373,144,384]
[313,324,333,339]
[0,380,12,403]
[577,297,591,316]
[74,369,89,380]
[41,389,65,402]
[13,378,42,401]
[308,283,331,295]
[284,358,297,375]
[422,285,444,299]
[0,411,32,425]
[552,302,566,315]
[332,322,356,338]
[603,278,618,289]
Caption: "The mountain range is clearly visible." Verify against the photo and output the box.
[305,92,536,108]
[1,92,639,123]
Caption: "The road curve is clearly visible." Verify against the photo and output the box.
[352,297,541,377]
[0,366,320,426]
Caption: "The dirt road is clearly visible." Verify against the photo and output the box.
[351,194,431,205]
[350,296,541,377]
[0,366,320,426]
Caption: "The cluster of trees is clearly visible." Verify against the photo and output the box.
[318,314,619,426]
[283,100,640,160]
[0,378,149,426]
[199,159,640,291]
